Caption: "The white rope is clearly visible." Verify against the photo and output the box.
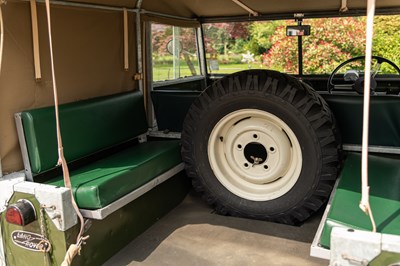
[0,1,5,75]
[61,244,80,266]
[60,236,89,266]
[43,0,89,264]
[359,0,377,233]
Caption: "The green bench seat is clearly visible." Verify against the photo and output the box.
[320,152,400,248]
[19,92,148,175]
[45,140,181,209]
[16,91,183,215]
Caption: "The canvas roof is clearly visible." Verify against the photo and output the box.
[59,0,400,19]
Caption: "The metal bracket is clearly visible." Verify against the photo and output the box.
[330,227,400,266]
[138,133,148,143]
[133,73,143,80]
[231,0,258,16]
[13,182,78,231]
[0,172,26,213]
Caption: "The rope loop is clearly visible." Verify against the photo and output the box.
[43,0,89,265]
[360,0,377,233]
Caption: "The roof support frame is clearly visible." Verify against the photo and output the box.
[16,0,198,22]
[200,7,400,23]
[231,0,258,17]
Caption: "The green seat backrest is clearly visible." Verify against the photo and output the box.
[20,91,148,175]
[322,94,400,147]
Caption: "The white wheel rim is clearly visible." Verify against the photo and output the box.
[208,109,302,201]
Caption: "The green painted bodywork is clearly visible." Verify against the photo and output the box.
[322,94,400,147]
[151,86,400,143]
[151,90,200,132]
[370,252,400,266]
[1,173,190,266]
[1,192,75,266]
[320,152,400,248]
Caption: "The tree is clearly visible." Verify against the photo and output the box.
[203,22,249,56]
[373,15,400,73]
[246,21,282,55]
[262,18,366,74]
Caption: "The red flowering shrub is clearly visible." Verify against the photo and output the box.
[262,18,366,74]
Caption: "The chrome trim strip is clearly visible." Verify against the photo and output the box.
[148,131,181,139]
[343,144,400,154]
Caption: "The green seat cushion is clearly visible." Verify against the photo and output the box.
[45,140,182,209]
[320,152,400,248]
[21,91,148,176]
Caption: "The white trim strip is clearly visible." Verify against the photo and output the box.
[79,163,185,220]
[30,0,42,81]
[14,113,34,181]
[310,177,341,260]
[123,8,129,71]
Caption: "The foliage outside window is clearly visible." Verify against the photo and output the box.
[151,24,201,82]
[202,15,400,75]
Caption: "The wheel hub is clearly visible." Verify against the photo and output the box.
[228,117,292,184]
[244,142,268,168]
[208,109,302,201]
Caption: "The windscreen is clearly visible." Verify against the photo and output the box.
[202,15,400,75]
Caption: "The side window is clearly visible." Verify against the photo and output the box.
[151,23,201,82]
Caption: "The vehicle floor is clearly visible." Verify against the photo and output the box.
[103,190,326,266]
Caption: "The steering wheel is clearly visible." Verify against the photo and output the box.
[327,55,400,94]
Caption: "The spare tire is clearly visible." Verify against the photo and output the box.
[181,69,341,225]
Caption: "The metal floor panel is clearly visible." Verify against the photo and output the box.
[104,190,326,266]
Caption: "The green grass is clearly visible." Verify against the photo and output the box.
[152,63,266,81]
[153,66,196,81]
